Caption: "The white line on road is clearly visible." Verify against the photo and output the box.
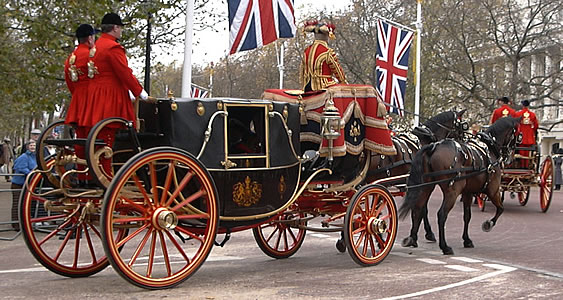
[378,264,517,300]
[444,265,479,272]
[390,251,415,258]
[451,257,483,263]
[416,258,446,265]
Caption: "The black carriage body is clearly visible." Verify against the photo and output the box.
[138,98,301,224]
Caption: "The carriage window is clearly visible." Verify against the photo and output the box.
[226,105,267,168]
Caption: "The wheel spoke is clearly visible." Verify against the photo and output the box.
[112,215,149,224]
[119,195,150,214]
[149,161,159,209]
[164,230,191,263]
[132,174,154,208]
[368,234,376,257]
[171,189,204,212]
[83,223,98,264]
[159,161,176,206]
[129,228,154,267]
[164,171,195,208]
[265,226,280,243]
[31,214,66,224]
[158,231,172,277]
[146,230,157,278]
[116,223,150,248]
[177,213,209,220]
[38,218,73,246]
[354,230,366,249]
[283,229,289,251]
[73,226,82,268]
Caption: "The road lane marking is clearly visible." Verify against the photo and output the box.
[416,258,446,264]
[444,265,479,272]
[390,252,415,257]
[310,233,332,238]
[378,264,517,300]
[451,257,482,263]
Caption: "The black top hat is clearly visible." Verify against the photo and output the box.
[521,100,530,107]
[500,96,510,104]
[101,13,124,26]
[75,24,99,38]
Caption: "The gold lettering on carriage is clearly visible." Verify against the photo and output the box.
[232,176,262,207]
[278,175,286,200]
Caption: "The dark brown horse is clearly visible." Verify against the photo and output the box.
[399,117,520,255]
[365,110,468,243]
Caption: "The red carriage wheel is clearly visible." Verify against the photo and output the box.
[101,147,219,289]
[252,209,306,259]
[476,194,486,212]
[518,186,530,206]
[343,184,397,266]
[20,157,120,277]
[539,156,554,213]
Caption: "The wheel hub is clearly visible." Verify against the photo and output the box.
[152,207,178,230]
[367,217,387,235]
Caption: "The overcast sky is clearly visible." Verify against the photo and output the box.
[145,0,352,69]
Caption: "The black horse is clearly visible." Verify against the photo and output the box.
[399,117,520,255]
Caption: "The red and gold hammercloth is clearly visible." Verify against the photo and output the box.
[262,84,396,157]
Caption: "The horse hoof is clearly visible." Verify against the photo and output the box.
[335,239,346,253]
[442,247,454,255]
[425,232,437,242]
[464,240,474,248]
[402,237,418,248]
[482,220,493,232]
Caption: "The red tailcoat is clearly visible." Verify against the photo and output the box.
[84,33,142,127]
[515,108,538,145]
[300,40,347,91]
[490,104,516,124]
[64,43,91,126]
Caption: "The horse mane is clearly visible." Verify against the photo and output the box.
[422,111,455,131]
[486,116,519,138]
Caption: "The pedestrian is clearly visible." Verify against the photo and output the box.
[554,148,563,191]
[84,12,148,177]
[20,128,41,156]
[515,100,538,168]
[64,23,98,185]
[300,20,347,92]
[490,96,516,124]
[0,137,14,182]
[11,140,37,231]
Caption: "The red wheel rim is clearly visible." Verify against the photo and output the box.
[518,187,529,206]
[344,185,397,266]
[20,159,118,277]
[102,150,218,289]
[540,157,553,212]
[253,209,306,259]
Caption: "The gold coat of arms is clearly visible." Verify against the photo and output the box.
[232,176,262,207]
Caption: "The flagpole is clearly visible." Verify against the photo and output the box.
[181,0,194,97]
[414,0,422,126]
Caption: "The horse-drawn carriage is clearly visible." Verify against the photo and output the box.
[19,84,400,289]
[476,142,554,212]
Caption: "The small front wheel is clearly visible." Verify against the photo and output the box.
[252,209,306,259]
[539,157,554,213]
[344,184,397,266]
[518,187,530,206]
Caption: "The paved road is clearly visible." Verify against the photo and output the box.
[1,181,562,299]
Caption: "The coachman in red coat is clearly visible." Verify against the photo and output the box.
[85,13,148,176]
[515,100,539,168]
[490,96,516,124]
[64,24,98,180]
[300,20,347,92]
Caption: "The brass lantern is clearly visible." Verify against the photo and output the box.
[320,98,341,162]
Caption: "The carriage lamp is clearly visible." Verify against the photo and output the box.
[320,98,341,163]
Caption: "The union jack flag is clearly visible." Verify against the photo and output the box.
[228,0,296,55]
[376,19,414,116]
[191,84,209,98]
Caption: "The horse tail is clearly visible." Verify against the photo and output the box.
[399,143,433,220]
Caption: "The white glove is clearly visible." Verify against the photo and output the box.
[139,89,149,101]
[128,90,136,101]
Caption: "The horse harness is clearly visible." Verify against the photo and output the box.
[368,134,417,178]
[407,133,505,191]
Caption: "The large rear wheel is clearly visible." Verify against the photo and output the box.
[252,208,306,259]
[20,158,118,277]
[344,184,397,266]
[101,147,219,289]
[518,186,530,206]
[539,156,554,213]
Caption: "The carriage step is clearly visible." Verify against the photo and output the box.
[44,138,106,147]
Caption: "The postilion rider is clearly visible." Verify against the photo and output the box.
[300,20,348,92]
[515,100,538,168]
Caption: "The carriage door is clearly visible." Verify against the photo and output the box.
[224,104,268,169]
